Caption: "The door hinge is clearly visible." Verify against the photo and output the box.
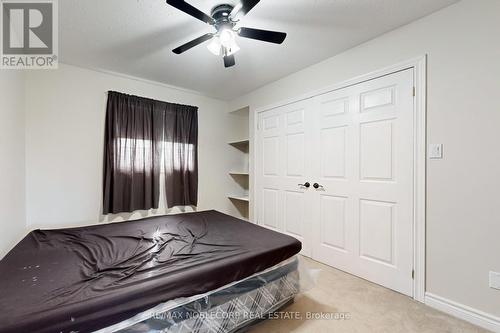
[412,269,415,279]
[413,87,416,97]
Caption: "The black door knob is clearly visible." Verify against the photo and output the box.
[313,183,324,189]
[298,182,311,188]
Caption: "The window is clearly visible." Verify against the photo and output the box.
[103,91,198,214]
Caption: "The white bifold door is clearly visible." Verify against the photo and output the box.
[256,69,414,296]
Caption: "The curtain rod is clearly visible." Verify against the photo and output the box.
[108,91,198,110]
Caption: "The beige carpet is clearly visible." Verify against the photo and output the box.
[248,257,489,333]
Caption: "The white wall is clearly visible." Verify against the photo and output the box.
[24,64,241,229]
[0,71,26,258]
[229,0,500,320]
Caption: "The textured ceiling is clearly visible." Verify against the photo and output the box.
[59,0,458,100]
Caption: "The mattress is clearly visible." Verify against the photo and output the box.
[103,256,300,333]
[0,210,301,333]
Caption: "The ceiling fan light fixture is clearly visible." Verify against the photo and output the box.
[207,28,240,57]
[168,0,287,68]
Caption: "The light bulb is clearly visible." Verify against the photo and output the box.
[219,28,235,48]
[207,37,221,56]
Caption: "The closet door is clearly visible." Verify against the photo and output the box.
[256,100,314,256]
[310,69,414,296]
[309,84,358,270]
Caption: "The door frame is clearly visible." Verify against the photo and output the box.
[253,56,427,303]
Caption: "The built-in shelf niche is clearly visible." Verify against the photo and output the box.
[227,106,250,220]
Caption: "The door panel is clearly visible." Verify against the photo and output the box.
[321,126,347,179]
[359,119,395,181]
[361,85,396,111]
[256,100,313,256]
[263,137,279,176]
[284,190,306,238]
[261,188,279,231]
[286,133,305,176]
[256,69,414,296]
[359,199,395,265]
[320,97,349,117]
[319,194,347,251]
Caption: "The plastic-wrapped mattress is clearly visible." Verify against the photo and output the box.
[0,210,301,333]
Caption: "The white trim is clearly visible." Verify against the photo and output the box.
[58,62,216,99]
[252,56,427,303]
[425,292,500,332]
[253,56,427,114]
[413,56,427,302]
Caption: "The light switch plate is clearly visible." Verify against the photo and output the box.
[489,271,500,290]
[429,144,443,159]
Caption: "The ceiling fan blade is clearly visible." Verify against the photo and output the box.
[224,55,236,68]
[238,27,287,44]
[230,0,260,19]
[166,0,214,25]
[172,33,213,54]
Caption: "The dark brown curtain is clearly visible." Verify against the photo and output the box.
[162,103,198,207]
[103,91,198,214]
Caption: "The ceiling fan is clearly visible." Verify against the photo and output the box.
[166,0,287,68]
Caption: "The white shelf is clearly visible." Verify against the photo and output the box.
[228,139,249,146]
[229,171,249,176]
[228,195,250,203]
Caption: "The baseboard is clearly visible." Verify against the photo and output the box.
[425,292,500,332]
